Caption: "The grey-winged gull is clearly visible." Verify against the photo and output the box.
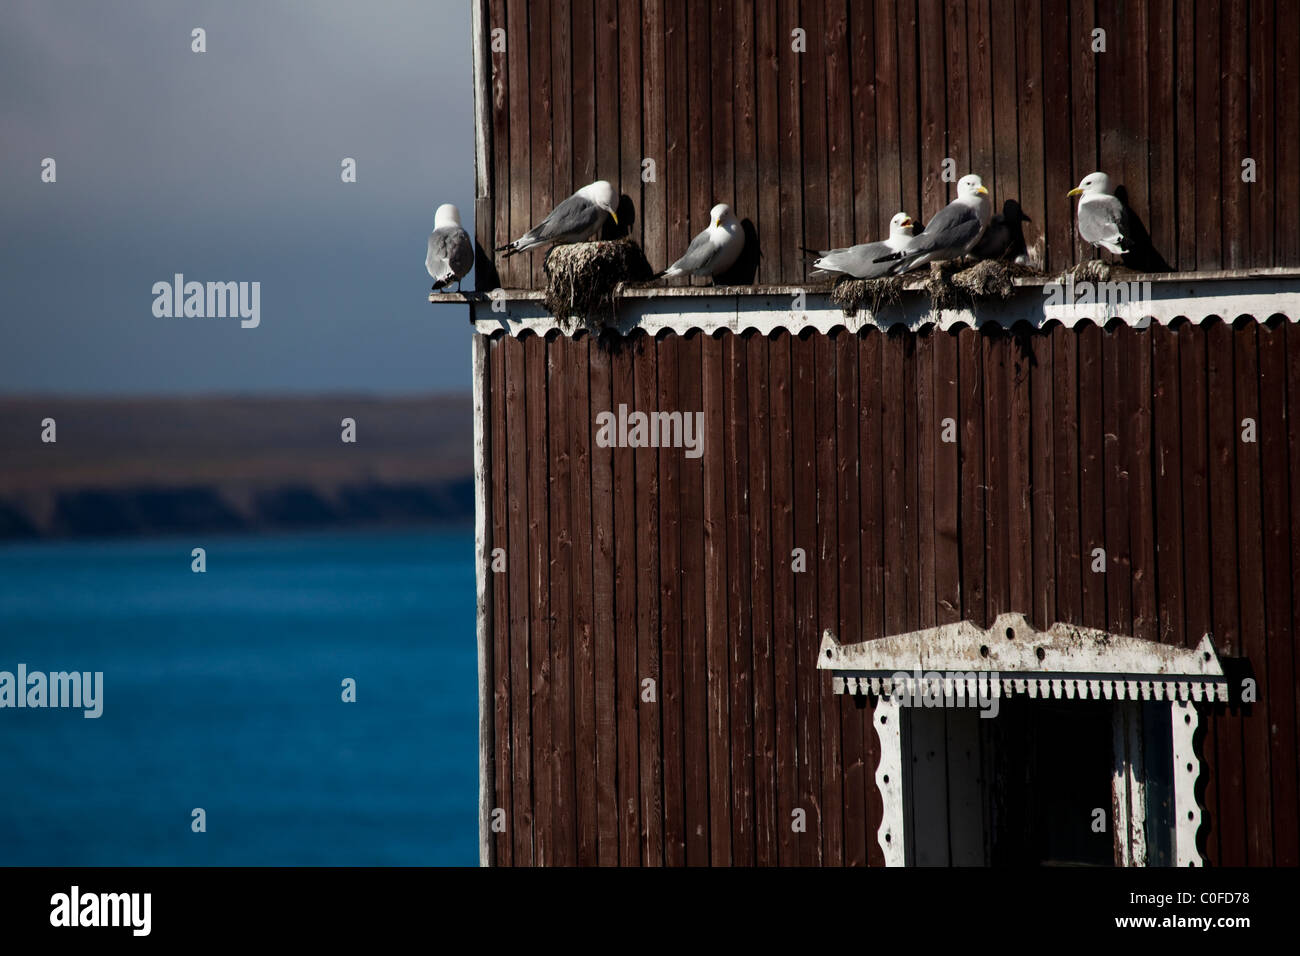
[427,203,474,292]
[877,174,991,272]
[809,212,915,279]
[1069,172,1128,254]
[658,203,745,280]
[496,180,620,257]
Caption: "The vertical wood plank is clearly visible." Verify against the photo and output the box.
[769,330,800,865]
[1275,0,1300,265]
[1041,4,1073,272]
[524,333,553,864]
[850,1,879,243]
[611,338,642,865]
[547,335,576,866]
[656,334,686,866]
[966,0,994,195]
[834,331,865,866]
[1053,326,1082,625]
[1102,325,1132,638]
[487,0,510,288]
[916,331,937,630]
[1151,323,1186,646]
[677,332,710,864]
[1078,324,1107,630]
[1125,327,1158,644]
[1007,329,1033,618]
[1205,319,1245,865]
[685,0,713,285]
[505,0,532,288]
[701,332,732,863]
[958,326,988,629]
[983,329,1009,617]
[594,0,621,186]
[800,0,830,259]
[1014,0,1045,263]
[859,329,887,866]
[664,0,691,281]
[633,334,664,865]
[1173,0,1196,269]
[551,0,574,206]
[755,0,783,282]
[588,336,619,864]
[988,0,1019,226]
[1220,0,1248,268]
[746,332,778,865]
[825,0,855,249]
[724,333,755,865]
[528,1,553,288]
[618,0,644,247]
[792,330,823,865]
[732,0,758,264]
[1247,0,1275,266]
[1147,0,1176,270]
[1030,328,1056,630]
[503,334,535,865]
[489,338,512,866]
[641,0,668,271]
[568,335,598,865]
[1234,322,1273,864]
[875,0,904,216]
[1069,0,1098,263]
[1258,324,1299,864]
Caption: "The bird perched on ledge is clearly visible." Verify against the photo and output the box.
[807,211,916,279]
[496,180,620,257]
[1069,172,1129,255]
[658,203,745,281]
[427,203,473,292]
[876,174,991,272]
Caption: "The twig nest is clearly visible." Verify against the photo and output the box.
[830,275,905,318]
[542,238,654,330]
[950,259,1043,300]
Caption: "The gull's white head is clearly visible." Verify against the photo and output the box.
[434,203,461,228]
[1068,171,1114,198]
[889,211,915,237]
[710,203,736,229]
[579,180,619,214]
[957,174,990,201]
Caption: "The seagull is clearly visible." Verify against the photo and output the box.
[658,203,745,280]
[1068,172,1128,255]
[807,212,916,279]
[426,204,474,292]
[877,174,992,272]
[495,180,620,258]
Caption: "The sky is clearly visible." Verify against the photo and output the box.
[0,0,476,395]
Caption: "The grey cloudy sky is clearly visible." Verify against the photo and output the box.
[1,0,475,395]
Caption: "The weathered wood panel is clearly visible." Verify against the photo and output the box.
[485,320,1300,865]
[476,0,1300,285]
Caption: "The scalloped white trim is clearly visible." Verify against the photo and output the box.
[1172,700,1206,867]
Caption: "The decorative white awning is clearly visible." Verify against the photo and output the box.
[819,613,1226,868]
[817,612,1229,703]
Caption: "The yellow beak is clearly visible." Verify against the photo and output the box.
[901,218,912,228]
[609,210,619,225]
[1067,187,1083,197]
[976,186,989,196]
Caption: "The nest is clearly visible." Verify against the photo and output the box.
[949,259,1044,300]
[830,275,905,318]
[1058,259,1114,284]
[542,238,654,331]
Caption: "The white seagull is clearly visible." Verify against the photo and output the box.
[809,212,916,279]
[659,203,745,280]
[879,174,992,272]
[496,180,620,257]
[1068,171,1128,255]
[426,204,474,292]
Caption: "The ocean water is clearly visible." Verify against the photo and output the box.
[0,527,478,866]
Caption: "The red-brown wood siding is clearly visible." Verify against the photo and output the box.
[484,320,1300,866]
[476,0,1300,286]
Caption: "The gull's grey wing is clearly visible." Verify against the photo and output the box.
[524,193,602,245]
[1078,195,1126,248]
[669,227,720,274]
[816,239,896,278]
[906,202,982,257]
[428,226,473,284]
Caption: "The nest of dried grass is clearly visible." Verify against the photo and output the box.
[542,238,654,331]
[830,275,906,318]
[950,259,1044,300]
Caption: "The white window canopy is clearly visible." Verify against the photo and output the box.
[818,613,1227,867]
[818,612,1228,703]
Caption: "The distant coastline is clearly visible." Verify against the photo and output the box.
[0,394,473,540]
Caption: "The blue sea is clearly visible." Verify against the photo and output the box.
[0,527,478,866]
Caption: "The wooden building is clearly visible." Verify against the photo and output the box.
[455,0,1300,865]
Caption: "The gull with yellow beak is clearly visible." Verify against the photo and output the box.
[496,180,620,257]
[876,174,992,272]
[657,203,744,280]
[808,212,916,279]
[1068,171,1128,255]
